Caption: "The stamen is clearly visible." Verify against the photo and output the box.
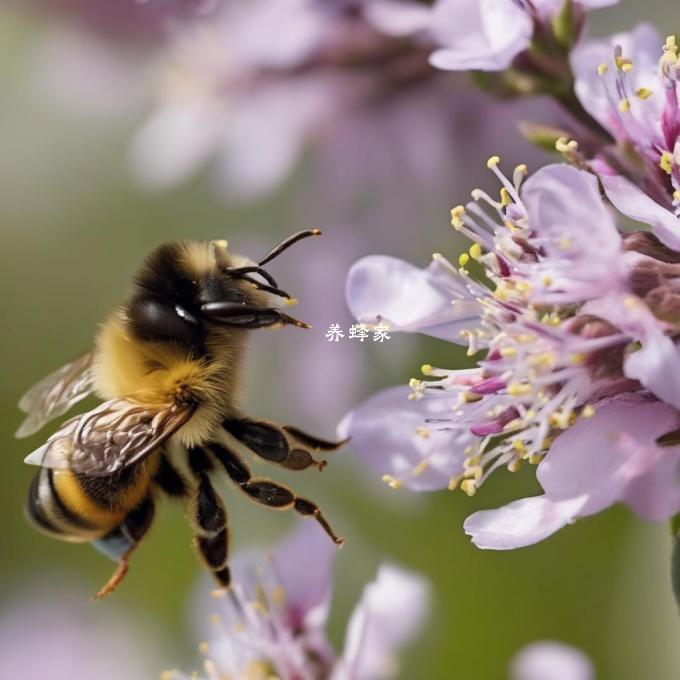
[382,474,403,490]
[448,475,462,491]
[660,151,674,174]
[460,479,477,496]
[450,205,466,229]
[513,164,528,188]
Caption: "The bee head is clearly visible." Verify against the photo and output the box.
[126,232,319,348]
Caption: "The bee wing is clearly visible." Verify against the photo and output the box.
[16,353,95,438]
[23,398,196,476]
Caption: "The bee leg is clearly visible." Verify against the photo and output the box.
[188,467,231,588]
[207,443,345,546]
[223,418,346,472]
[153,452,189,498]
[92,494,155,600]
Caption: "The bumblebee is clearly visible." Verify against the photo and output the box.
[17,231,345,599]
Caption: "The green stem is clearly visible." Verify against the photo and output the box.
[670,514,680,611]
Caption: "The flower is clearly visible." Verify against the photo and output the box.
[510,641,594,680]
[571,26,680,250]
[429,0,618,72]
[127,0,461,200]
[164,523,429,680]
[22,0,221,40]
[340,159,680,549]
[0,580,165,680]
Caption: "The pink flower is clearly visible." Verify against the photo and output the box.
[571,26,680,250]
[341,159,680,548]
[429,0,618,72]
[22,0,221,41]
[127,0,454,200]
[165,523,430,680]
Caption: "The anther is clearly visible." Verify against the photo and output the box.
[450,205,466,229]
[382,474,403,490]
[660,152,674,174]
[487,155,500,169]
[581,404,596,418]
[412,460,430,475]
[507,458,523,472]
[460,479,477,496]
[448,475,462,491]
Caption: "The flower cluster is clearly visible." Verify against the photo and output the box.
[571,26,680,249]
[163,524,593,680]
[164,523,429,680]
[429,0,618,72]
[341,158,680,549]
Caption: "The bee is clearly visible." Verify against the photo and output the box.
[17,231,346,599]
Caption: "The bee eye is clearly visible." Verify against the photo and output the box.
[129,297,201,347]
[175,305,199,326]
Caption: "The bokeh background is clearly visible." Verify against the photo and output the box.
[1,2,679,678]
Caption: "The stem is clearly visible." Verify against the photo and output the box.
[670,514,680,612]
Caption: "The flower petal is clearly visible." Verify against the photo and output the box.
[429,0,532,72]
[271,522,336,631]
[510,641,595,680]
[335,564,429,680]
[586,296,680,410]
[522,164,620,261]
[337,385,468,491]
[130,102,224,189]
[538,392,680,519]
[464,496,587,550]
[345,255,480,342]
[214,78,334,200]
[364,0,433,37]
[600,172,680,251]
[571,23,662,135]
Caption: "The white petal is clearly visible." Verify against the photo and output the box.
[214,78,333,200]
[587,296,680,410]
[345,255,480,342]
[522,164,620,260]
[429,0,532,72]
[538,393,680,518]
[510,641,595,680]
[600,173,680,251]
[364,0,433,37]
[271,522,335,631]
[335,564,429,680]
[130,103,223,188]
[463,496,587,550]
[338,386,469,491]
[571,24,663,133]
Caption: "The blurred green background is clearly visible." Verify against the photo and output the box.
[1,2,680,678]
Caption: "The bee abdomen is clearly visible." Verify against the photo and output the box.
[25,468,116,543]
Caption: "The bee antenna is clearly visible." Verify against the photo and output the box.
[258,229,321,266]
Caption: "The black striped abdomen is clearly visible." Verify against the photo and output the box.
[26,467,106,542]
